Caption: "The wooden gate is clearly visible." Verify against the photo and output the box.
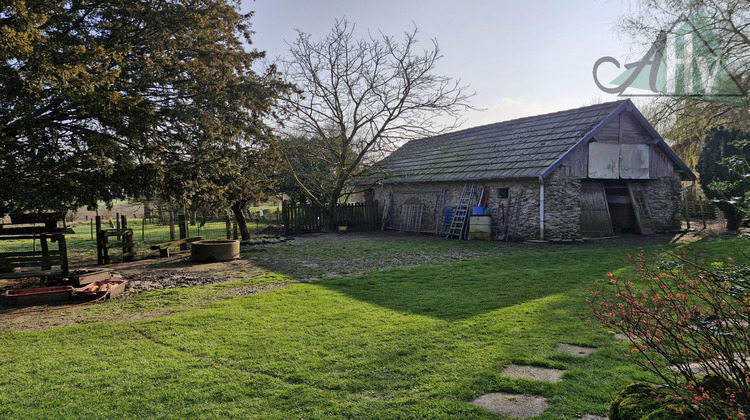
[580,182,614,237]
[282,202,323,234]
[398,204,424,233]
[282,202,379,234]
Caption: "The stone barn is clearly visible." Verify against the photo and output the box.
[358,100,696,240]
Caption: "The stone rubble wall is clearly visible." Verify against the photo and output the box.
[372,180,542,240]
[645,176,683,232]
[543,170,582,239]
[370,173,684,240]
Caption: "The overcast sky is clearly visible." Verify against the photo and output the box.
[242,0,643,128]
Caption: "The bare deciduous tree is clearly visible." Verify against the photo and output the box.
[278,18,473,226]
[619,0,749,167]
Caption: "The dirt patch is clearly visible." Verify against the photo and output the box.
[0,225,742,333]
[0,251,290,332]
[121,271,225,293]
[119,270,286,297]
[224,283,287,297]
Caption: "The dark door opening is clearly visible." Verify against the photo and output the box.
[604,183,637,233]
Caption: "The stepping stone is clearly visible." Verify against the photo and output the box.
[580,415,608,420]
[502,364,564,383]
[670,355,750,377]
[556,343,597,357]
[471,393,548,418]
[613,333,641,342]
[670,361,708,376]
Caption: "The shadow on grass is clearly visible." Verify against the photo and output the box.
[317,249,628,322]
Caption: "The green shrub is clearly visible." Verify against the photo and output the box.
[609,382,696,420]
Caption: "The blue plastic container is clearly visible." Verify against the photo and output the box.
[473,206,484,215]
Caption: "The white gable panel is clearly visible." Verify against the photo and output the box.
[620,144,650,179]
[588,143,619,179]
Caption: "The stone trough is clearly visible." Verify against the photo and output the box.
[190,239,240,263]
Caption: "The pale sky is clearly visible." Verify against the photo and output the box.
[242,0,642,128]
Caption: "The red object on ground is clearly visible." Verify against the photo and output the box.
[5,286,74,305]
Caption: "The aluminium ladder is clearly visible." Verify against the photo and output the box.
[446,184,475,240]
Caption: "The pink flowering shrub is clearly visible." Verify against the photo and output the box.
[588,248,749,419]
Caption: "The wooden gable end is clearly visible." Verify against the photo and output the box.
[595,110,653,144]
[555,108,677,180]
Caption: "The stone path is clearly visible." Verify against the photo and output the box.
[471,393,548,418]
[470,343,608,419]
[501,364,564,383]
[555,343,598,357]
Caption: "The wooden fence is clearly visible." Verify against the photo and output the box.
[283,202,323,234]
[283,202,380,234]
[332,202,380,232]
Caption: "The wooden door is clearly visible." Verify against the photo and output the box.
[580,182,614,237]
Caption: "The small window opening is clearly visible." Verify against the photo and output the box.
[497,188,509,199]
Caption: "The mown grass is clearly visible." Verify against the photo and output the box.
[0,235,746,419]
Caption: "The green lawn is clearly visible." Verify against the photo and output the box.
[0,235,745,419]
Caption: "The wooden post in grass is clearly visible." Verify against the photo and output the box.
[95,216,103,265]
[178,214,188,250]
[141,207,146,242]
[121,215,135,263]
[169,211,175,241]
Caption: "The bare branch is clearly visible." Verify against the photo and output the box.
[277,18,474,219]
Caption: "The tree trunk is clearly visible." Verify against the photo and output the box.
[717,202,744,231]
[231,201,252,240]
[725,213,744,231]
[320,196,341,232]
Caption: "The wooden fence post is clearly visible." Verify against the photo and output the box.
[282,201,289,235]
[178,214,188,250]
[115,212,121,241]
[121,215,134,262]
[169,211,175,241]
[95,216,103,265]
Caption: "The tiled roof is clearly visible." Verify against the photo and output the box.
[364,100,627,183]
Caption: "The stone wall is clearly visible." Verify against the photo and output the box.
[645,176,683,232]
[373,180,544,240]
[369,173,685,240]
[543,170,582,239]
